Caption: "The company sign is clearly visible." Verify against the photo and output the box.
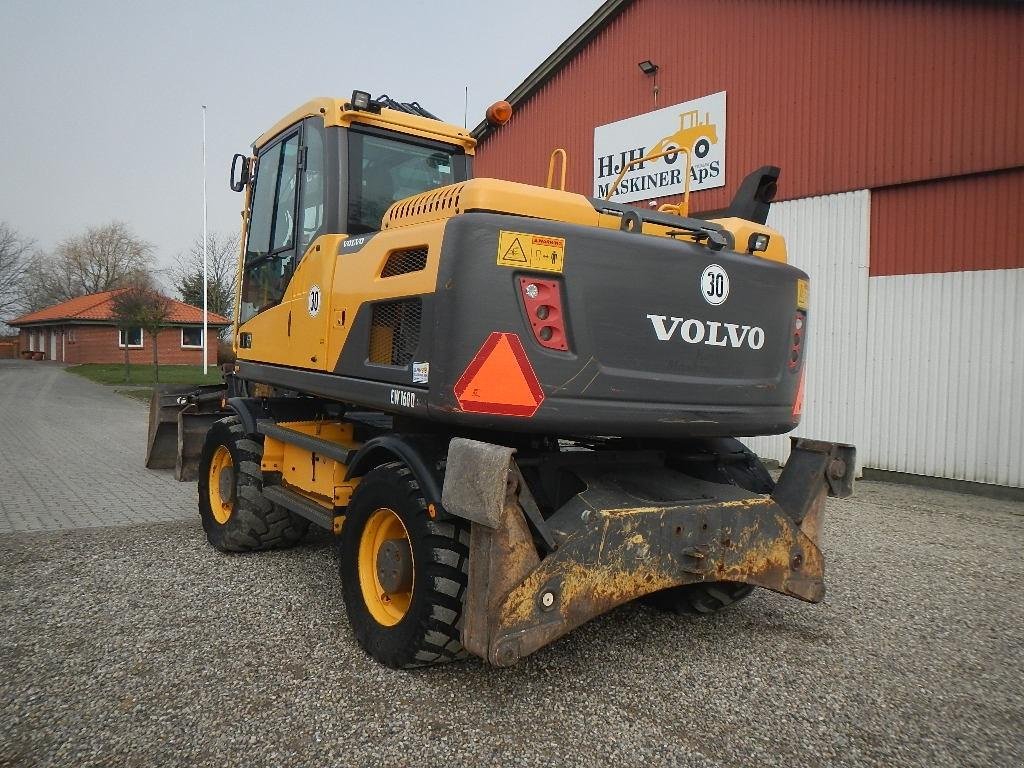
[593,91,726,203]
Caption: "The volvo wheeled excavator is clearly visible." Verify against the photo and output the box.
[151,91,854,668]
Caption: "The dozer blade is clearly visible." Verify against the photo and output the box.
[146,384,229,479]
[175,411,226,482]
[145,385,200,469]
[442,437,855,667]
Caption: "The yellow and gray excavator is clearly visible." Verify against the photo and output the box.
[148,90,854,668]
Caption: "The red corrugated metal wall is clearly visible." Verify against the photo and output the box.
[870,167,1024,276]
[475,0,1024,213]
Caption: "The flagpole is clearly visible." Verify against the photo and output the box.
[202,105,209,375]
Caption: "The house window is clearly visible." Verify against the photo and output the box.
[119,328,144,348]
[181,327,203,348]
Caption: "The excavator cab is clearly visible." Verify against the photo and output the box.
[228,96,474,372]
[238,110,470,326]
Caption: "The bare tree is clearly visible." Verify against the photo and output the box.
[173,232,239,320]
[24,222,154,311]
[138,289,171,383]
[0,222,35,322]
[110,282,171,383]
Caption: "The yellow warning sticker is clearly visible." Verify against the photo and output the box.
[497,231,565,273]
[796,278,809,310]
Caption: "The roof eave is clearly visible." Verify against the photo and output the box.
[471,0,632,144]
[9,318,231,328]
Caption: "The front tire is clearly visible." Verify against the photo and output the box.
[197,416,309,552]
[340,462,470,668]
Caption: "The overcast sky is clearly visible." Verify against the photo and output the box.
[0,0,603,277]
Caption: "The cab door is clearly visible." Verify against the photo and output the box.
[237,118,336,370]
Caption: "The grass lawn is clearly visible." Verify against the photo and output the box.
[66,365,223,401]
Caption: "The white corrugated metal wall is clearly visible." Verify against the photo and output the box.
[744,192,871,474]
[867,269,1023,486]
[743,190,1024,488]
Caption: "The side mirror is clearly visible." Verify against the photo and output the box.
[229,153,251,193]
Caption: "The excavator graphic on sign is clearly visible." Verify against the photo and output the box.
[601,109,721,214]
[650,109,718,161]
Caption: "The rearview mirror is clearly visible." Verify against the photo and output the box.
[229,153,251,193]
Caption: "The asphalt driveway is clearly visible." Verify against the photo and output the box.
[0,360,195,532]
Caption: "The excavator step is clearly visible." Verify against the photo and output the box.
[257,421,354,464]
[262,484,336,530]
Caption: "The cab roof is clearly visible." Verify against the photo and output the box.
[253,97,477,155]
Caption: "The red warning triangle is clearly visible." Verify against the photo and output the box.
[454,332,545,417]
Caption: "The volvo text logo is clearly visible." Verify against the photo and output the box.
[646,315,765,349]
[701,264,729,305]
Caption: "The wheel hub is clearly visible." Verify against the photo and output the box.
[376,538,413,593]
[218,465,235,503]
[207,445,235,525]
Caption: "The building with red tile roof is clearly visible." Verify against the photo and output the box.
[8,290,230,364]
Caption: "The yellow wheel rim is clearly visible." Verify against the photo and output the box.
[208,445,234,525]
[358,507,414,626]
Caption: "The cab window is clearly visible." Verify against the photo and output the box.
[271,137,299,251]
[347,131,461,235]
[245,142,280,258]
[298,121,326,255]
[239,132,300,323]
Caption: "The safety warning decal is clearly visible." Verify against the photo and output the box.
[497,231,565,273]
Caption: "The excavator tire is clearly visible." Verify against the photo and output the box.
[339,461,470,668]
[197,416,309,552]
[645,438,773,615]
[644,581,756,616]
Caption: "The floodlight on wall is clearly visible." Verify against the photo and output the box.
[638,60,660,105]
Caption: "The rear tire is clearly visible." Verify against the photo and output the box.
[668,437,775,494]
[340,461,470,668]
[645,581,754,616]
[197,416,309,552]
[648,438,771,615]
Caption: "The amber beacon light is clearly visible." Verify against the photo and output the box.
[485,100,513,127]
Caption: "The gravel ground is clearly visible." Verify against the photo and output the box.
[1,480,1022,768]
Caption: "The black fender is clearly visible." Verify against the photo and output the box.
[225,397,262,436]
[345,434,449,504]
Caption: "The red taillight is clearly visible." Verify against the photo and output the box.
[788,310,806,371]
[518,277,568,351]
